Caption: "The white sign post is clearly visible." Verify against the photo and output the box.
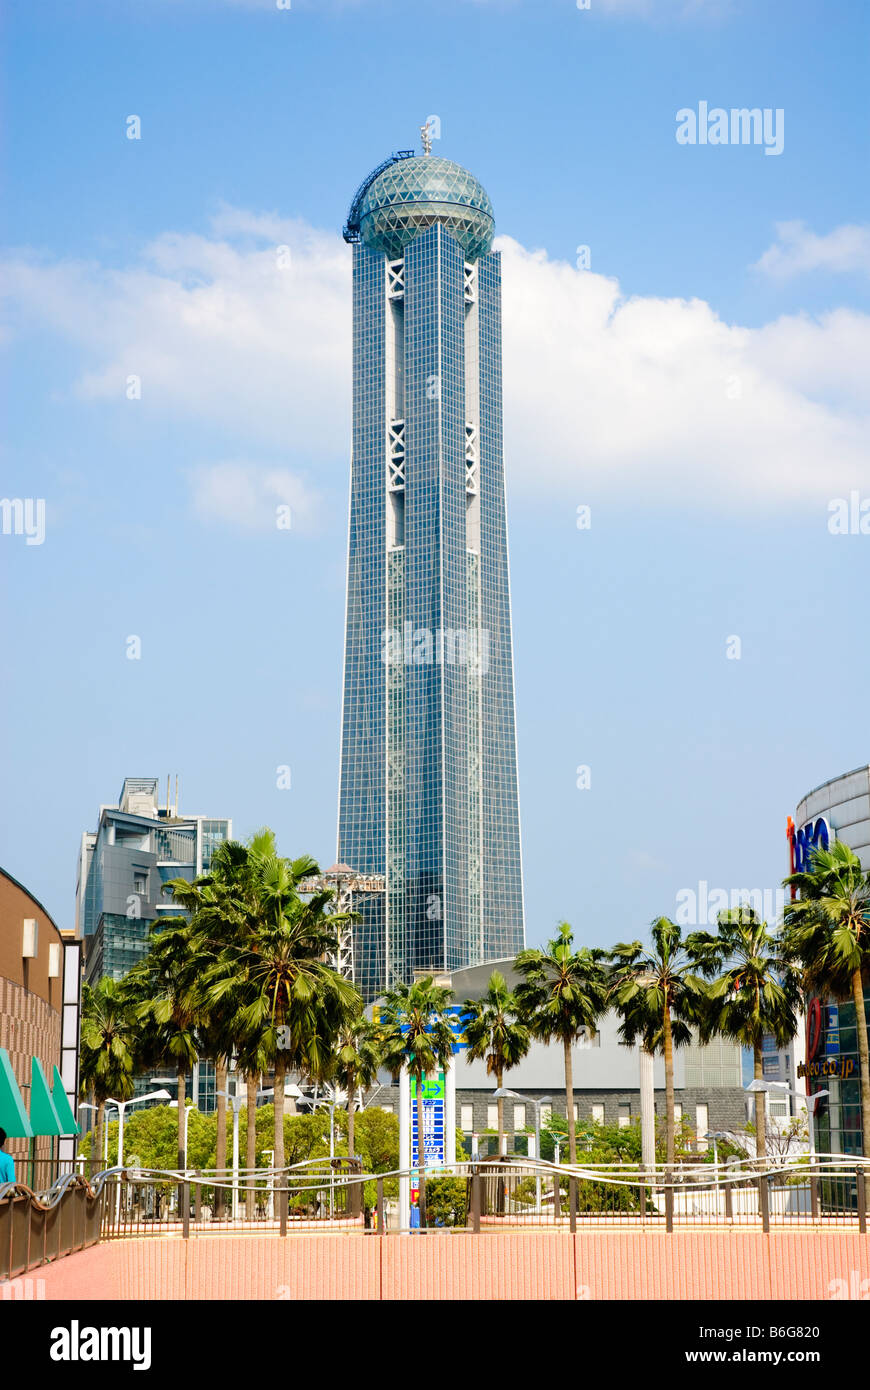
[399,1066,410,1231]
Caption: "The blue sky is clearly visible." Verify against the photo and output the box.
[2,0,869,951]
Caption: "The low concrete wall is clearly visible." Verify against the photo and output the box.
[22,1230,870,1302]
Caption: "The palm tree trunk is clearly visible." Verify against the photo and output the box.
[245,1073,257,1221]
[663,1006,675,1168]
[176,1071,186,1172]
[215,1060,227,1219]
[753,1046,766,1161]
[563,1038,577,1164]
[274,1057,286,1173]
[852,967,870,1162]
[416,1070,426,1228]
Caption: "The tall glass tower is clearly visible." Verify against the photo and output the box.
[338,148,525,1001]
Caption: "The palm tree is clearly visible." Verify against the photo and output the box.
[515,924,609,1164]
[125,921,201,1171]
[208,882,359,1175]
[379,978,456,1228]
[699,907,801,1160]
[164,838,257,1214]
[609,918,716,1167]
[783,841,870,1159]
[78,978,136,1175]
[462,971,530,1159]
[334,1012,382,1166]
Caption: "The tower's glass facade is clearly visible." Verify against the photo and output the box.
[338,154,525,1002]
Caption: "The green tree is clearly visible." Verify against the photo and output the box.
[125,920,202,1171]
[609,918,716,1167]
[164,837,260,1215]
[78,978,136,1173]
[207,859,359,1174]
[462,971,530,1160]
[783,841,870,1158]
[424,1176,468,1227]
[379,977,456,1228]
[515,925,609,1164]
[700,907,801,1159]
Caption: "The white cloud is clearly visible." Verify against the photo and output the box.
[498,236,870,507]
[753,221,870,280]
[189,461,321,530]
[0,213,351,454]
[2,210,868,514]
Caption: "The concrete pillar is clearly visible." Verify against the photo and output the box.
[445,1055,456,1166]
[399,1065,410,1229]
[639,1046,656,1171]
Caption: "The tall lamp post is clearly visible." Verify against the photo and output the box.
[493,1089,551,1214]
[703,1130,732,1193]
[101,1089,171,1222]
[78,1101,118,1170]
[110,1090,172,1171]
[169,1100,198,1172]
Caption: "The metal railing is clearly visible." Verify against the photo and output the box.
[95,1154,870,1238]
[472,1156,870,1232]
[0,1171,107,1280]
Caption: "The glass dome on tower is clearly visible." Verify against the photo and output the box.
[356,156,495,262]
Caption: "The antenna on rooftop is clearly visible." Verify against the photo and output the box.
[421,121,433,156]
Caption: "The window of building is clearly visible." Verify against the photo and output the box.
[460,1104,473,1132]
[695,1104,709,1149]
[486,1103,498,1131]
[133,872,148,895]
[618,1103,631,1129]
[540,1103,552,1127]
[674,1103,682,1124]
[513,1104,526,1131]
[592,1103,605,1125]
[762,1056,780,1077]
[573,1104,579,1121]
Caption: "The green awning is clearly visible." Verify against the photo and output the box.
[30,1057,62,1137]
[0,1048,33,1138]
[52,1067,80,1136]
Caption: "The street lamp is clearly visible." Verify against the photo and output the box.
[78,1101,118,1168]
[744,1081,830,1159]
[493,1089,552,1214]
[100,1089,170,1221]
[168,1101,198,1172]
[704,1131,732,1188]
[109,1090,172,1170]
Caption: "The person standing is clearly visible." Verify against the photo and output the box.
[0,1129,16,1187]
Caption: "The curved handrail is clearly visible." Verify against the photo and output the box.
[86,1152,870,1198]
[0,1168,117,1212]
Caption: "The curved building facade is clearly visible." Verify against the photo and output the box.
[792,764,870,1156]
[338,148,525,1001]
[0,867,80,1167]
